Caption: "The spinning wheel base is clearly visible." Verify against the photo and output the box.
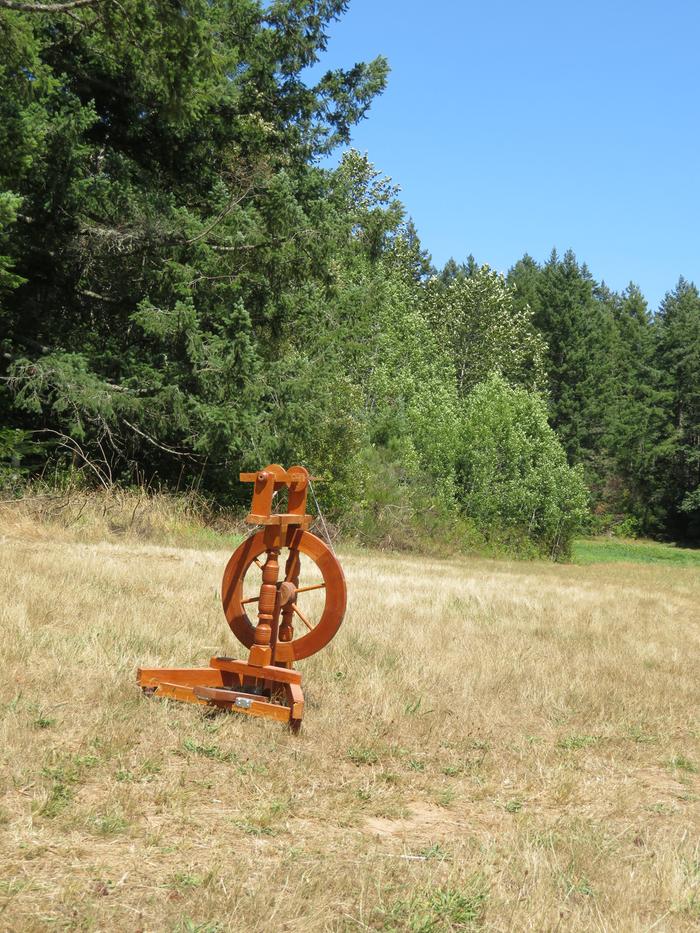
[138,657,304,730]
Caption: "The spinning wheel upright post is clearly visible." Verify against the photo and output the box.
[137,465,346,731]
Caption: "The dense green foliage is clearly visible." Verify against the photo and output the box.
[508,254,700,542]
[457,374,588,558]
[1,0,698,553]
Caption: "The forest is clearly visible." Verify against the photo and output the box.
[1,0,699,556]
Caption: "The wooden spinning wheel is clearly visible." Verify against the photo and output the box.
[137,464,346,731]
[222,527,346,664]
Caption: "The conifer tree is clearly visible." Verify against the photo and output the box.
[603,284,667,529]
[654,279,700,540]
[508,253,670,531]
[0,0,388,495]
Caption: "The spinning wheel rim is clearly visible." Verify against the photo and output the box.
[221,528,346,662]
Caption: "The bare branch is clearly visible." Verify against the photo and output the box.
[121,418,201,461]
[30,428,112,489]
[79,288,117,303]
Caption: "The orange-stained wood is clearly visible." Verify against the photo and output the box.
[279,546,300,647]
[291,602,313,632]
[137,464,345,731]
[209,656,302,685]
[242,581,325,606]
[138,666,227,688]
[192,686,292,723]
[248,546,279,667]
[151,682,211,705]
[285,681,304,720]
[241,464,313,528]
[221,528,346,663]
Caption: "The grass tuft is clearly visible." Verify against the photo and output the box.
[384,882,487,931]
[669,755,698,774]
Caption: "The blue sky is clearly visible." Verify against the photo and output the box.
[312,0,699,310]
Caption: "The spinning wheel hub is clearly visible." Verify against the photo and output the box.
[277,581,297,606]
[137,465,345,731]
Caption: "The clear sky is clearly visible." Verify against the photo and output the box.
[312,0,699,310]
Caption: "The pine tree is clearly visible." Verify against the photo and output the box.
[0,1,388,496]
[510,252,592,458]
[602,284,667,529]
[508,254,681,533]
[654,279,700,541]
[436,254,478,286]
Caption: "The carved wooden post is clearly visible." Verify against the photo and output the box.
[278,548,301,647]
[248,547,280,667]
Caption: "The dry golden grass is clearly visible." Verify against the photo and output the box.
[0,508,699,931]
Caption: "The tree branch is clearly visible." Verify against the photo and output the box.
[30,428,112,489]
[0,0,101,12]
[186,184,254,245]
[121,418,201,460]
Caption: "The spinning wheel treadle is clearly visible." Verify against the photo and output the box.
[137,464,346,731]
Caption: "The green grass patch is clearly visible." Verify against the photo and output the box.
[169,523,244,551]
[182,739,237,764]
[669,755,698,774]
[572,537,700,566]
[91,812,129,836]
[557,734,599,751]
[383,882,487,931]
[348,746,379,765]
[38,781,73,819]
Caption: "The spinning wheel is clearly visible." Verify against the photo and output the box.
[222,527,346,664]
[137,464,346,731]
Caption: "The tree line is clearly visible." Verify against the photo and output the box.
[1,1,698,554]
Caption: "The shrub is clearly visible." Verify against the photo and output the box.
[341,443,485,553]
[457,374,589,558]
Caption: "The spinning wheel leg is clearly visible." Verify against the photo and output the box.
[249,547,280,667]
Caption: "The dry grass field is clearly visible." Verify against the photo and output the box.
[1,504,699,931]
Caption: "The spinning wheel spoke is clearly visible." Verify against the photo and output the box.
[291,602,314,632]
[295,582,326,595]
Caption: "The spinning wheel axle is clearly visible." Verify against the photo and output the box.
[137,464,346,731]
[241,581,326,606]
